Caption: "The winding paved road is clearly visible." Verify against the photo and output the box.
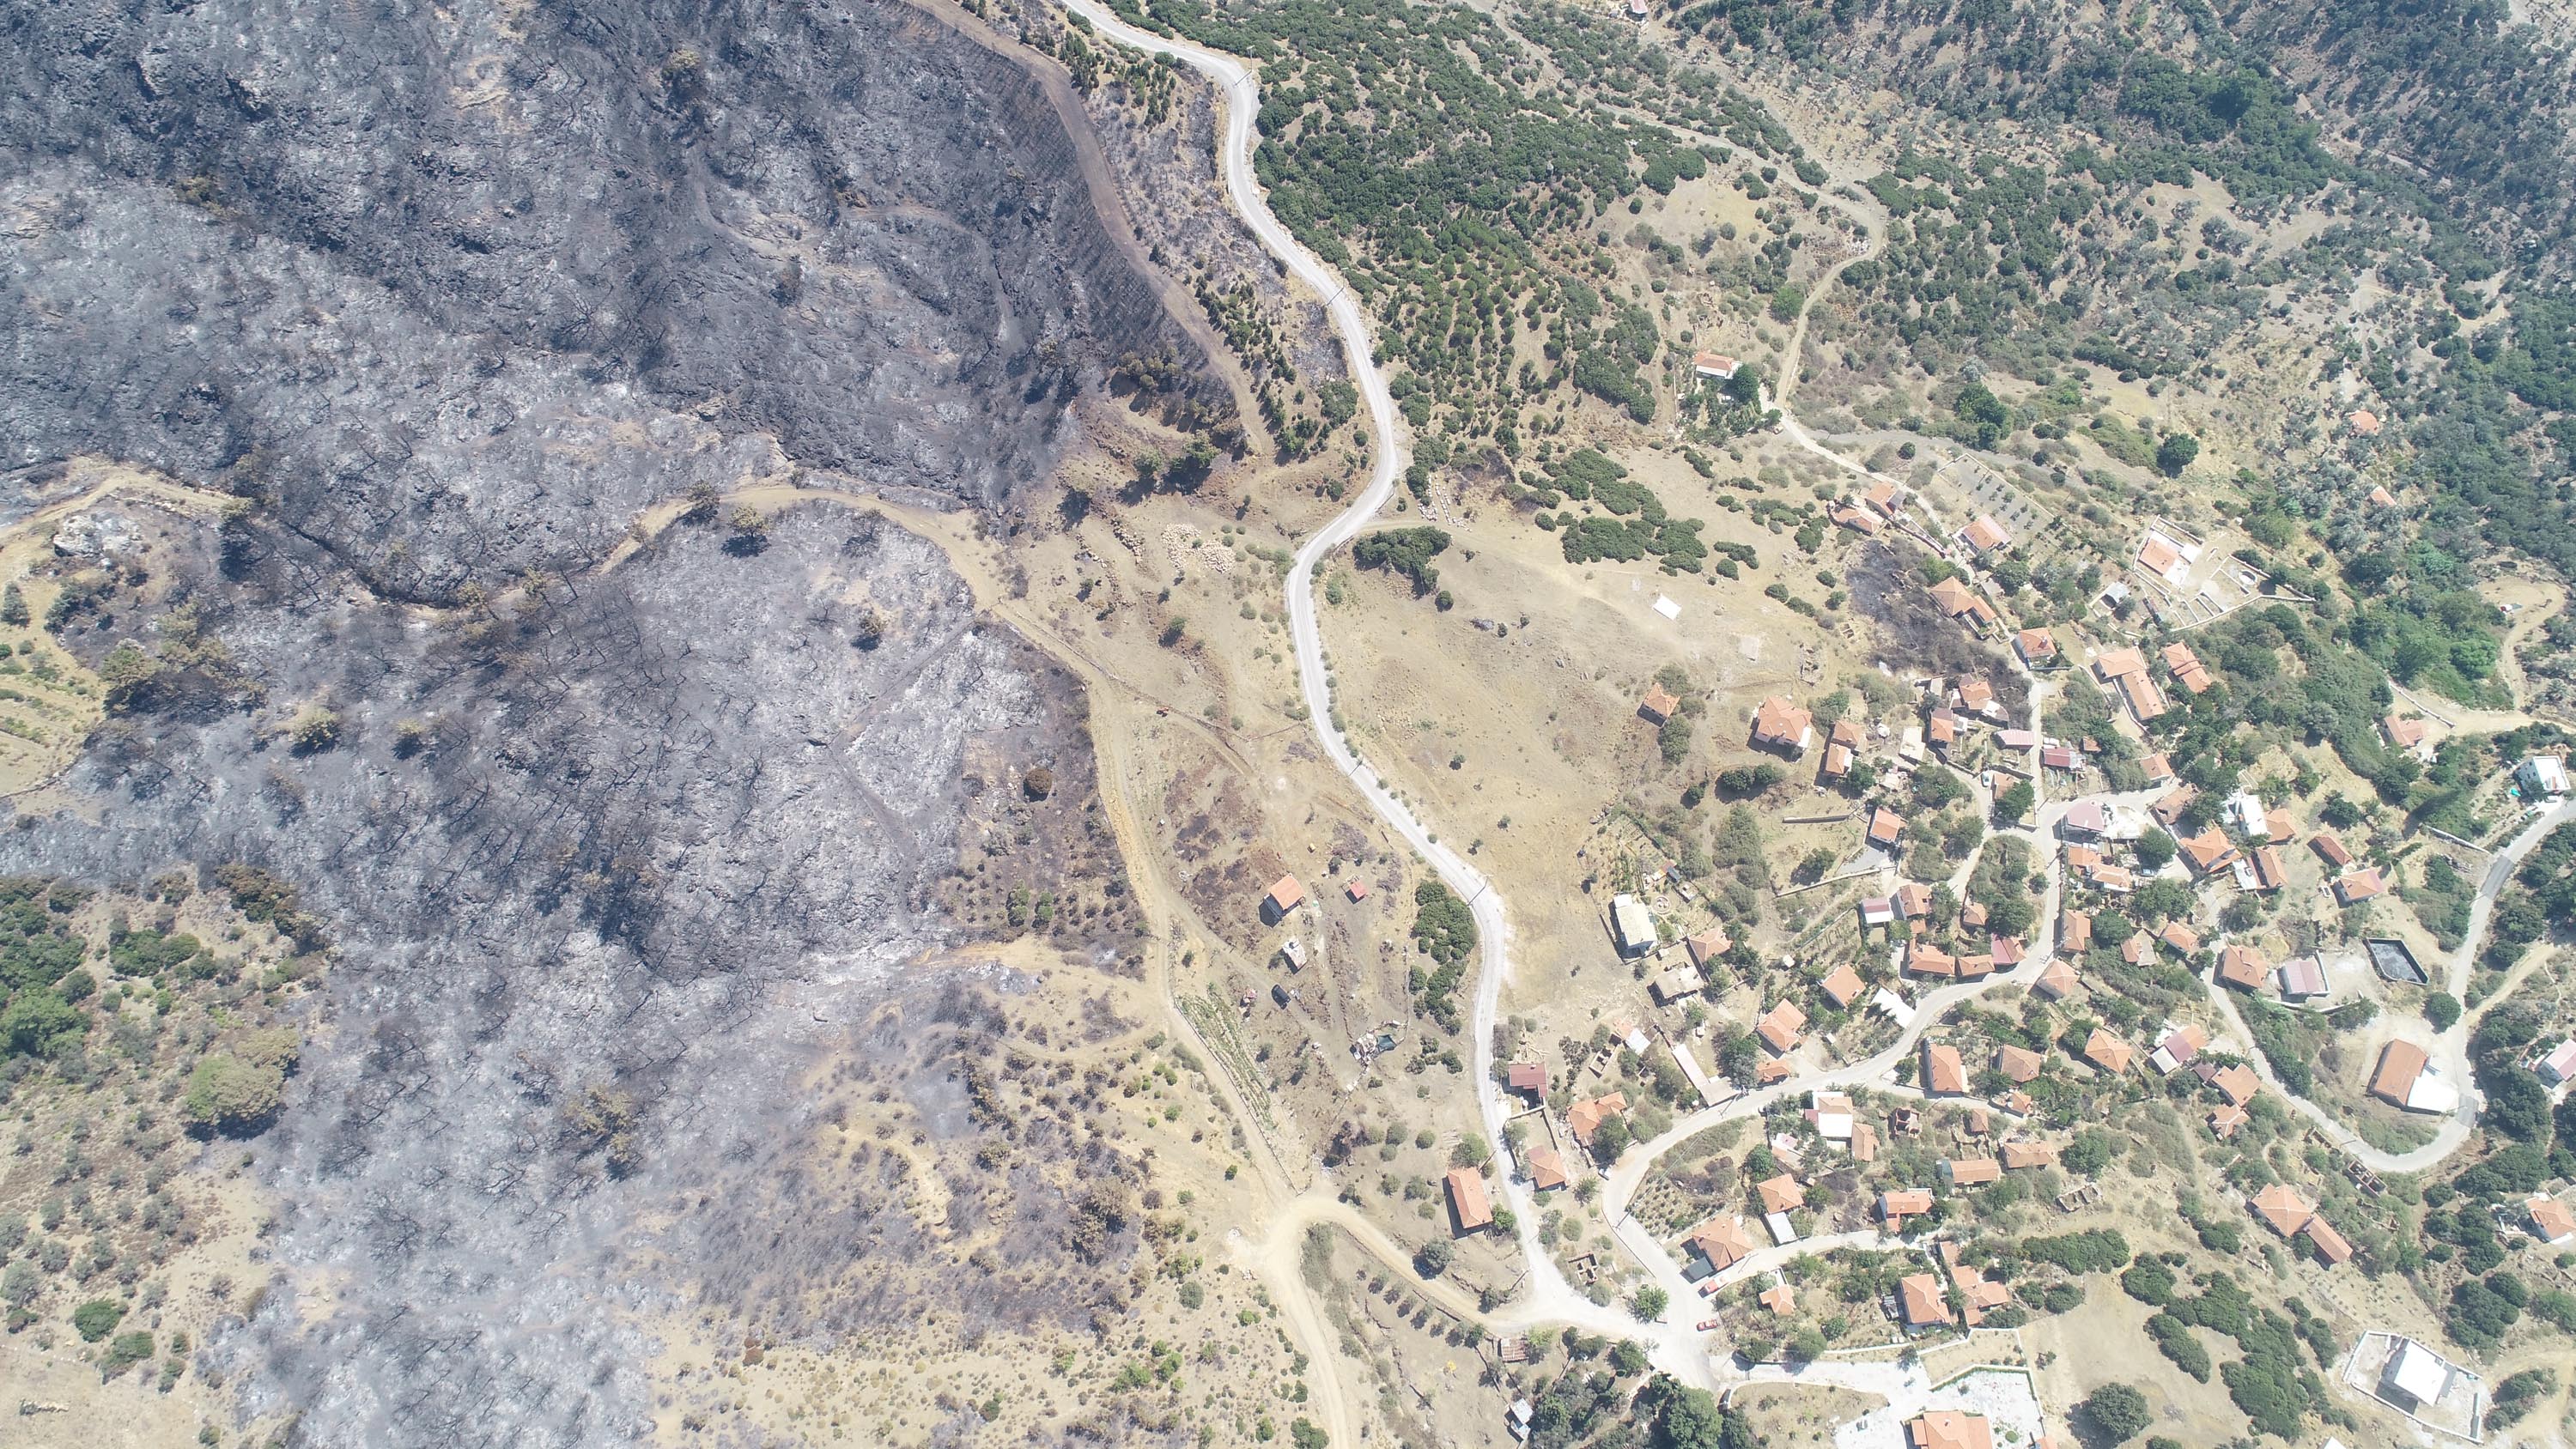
[1058,0,2565,1413]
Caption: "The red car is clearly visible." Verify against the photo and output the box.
[1698,1281,1722,1296]
[1695,1319,1722,1332]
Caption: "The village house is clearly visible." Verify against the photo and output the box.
[1868,806,1905,850]
[2159,921,2201,955]
[1923,1041,1970,1095]
[2150,1024,2207,1075]
[1757,1001,1807,1054]
[1898,1272,1953,1328]
[1759,1283,1795,1316]
[1859,896,1898,928]
[2179,828,2239,876]
[2209,1102,2248,1139]
[1996,1045,2044,1082]
[2536,1039,2576,1085]
[2333,867,2388,906]
[2041,744,2079,771]
[2249,844,2287,892]
[2034,957,2078,999]
[1831,502,1884,536]
[2216,943,2270,992]
[1445,1167,1492,1233]
[2310,833,2354,868]
[2057,909,2093,951]
[1822,718,1863,779]
[1649,963,1704,1005]
[1751,695,1815,755]
[2528,1196,2576,1247]
[2518,754,2569,797]
[1866,480,1903,515]
[1897,882,1935,919]
[1692,350,1738,379]
[1261,874,1306,924]
[1507,1062,1546,1098]
[2369,1040,2459,1113]
[1687,1215,1754,1274]
[1820,963,1865,1009]
[2016,627,2057,666]
[2149,784,2199,828]
[1609,893,1657,955]
[2276,955,2328,1000]
[1527,1145,1569,1191]
[1904,1411,1992,1449]
[1941,1156,2001,1188]
[1961,515,2011,553]
[1567,1092,1628,1146]
[2212,1064,2259,1106]
[2002,1141,2057,1170]
[2082,1028,2135,1076]
[1638,683,1680,724]
[2382,713,2427,754]
[1685,925,1732,969]
[2162,640,2212,694]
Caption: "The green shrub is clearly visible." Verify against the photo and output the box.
[72,1298,125,1343]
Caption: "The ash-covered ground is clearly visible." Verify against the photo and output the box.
[0,0,1218,1442]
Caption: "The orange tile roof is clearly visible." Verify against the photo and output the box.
[2530,1197,2576,1244]
[1832,503,1885,535]
[2213,1064,2259,1106]
[1964,516,2010,552]
[1905,1410,1994,1449]
[1753,695,1814,749]
[1640,684,1681,722]
[1686,925,1734,966]
[1690,1215,1755,1270]
[1996,1046,2044,1083]
[2033,958,2079,999]
[1897,883,1934,918]
[1923,1042,1969,1094]
[2251,845,2286,891]
[2002,1142,2057,1170]
[2138,537,2181,574]
[1929,577,1981,617]
[1445,1167,1492,1230]
[2334,866,2386,904]
[1567,1092,1628,1144]
[1898,1272,1953,1326]
[2093,647,2148,679]
[1820,963,1865,1007]
[1759,1282,1796,1315]
[2017,627,2056,661]
[2209,1103,2248,1138]
[2179,828,2238,875]
[1850,1122,1878,1162]
[1266,875,1306,913]
[2311,833,2353,867]
[1869,807,1905,846]
[1944,1157,2002,1185]
[1882,1188,1933,1225]
[1757,1000,1808,1053]
[2059,911,2092,951]
[1756,1173,1803,1215]
[1528,1145,1569,1191]
[1756,1058,1792,1083]
[2083,1028,2134,1075]
[2217,943,2269,991]
[2347,408,2381,435]
[2151,784,2198,824]
[2302,1216,2353,1264]
[2251,1182,2314,1238]
[2160,921,2202,954]
[1907,942,1957,979]
[2369,1040,2429,1105]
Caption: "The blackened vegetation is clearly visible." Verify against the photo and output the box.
[671,979,1153,1350]
[3,503,1124,1445]
[1846,541,2030,717]
[1,0,1227,602]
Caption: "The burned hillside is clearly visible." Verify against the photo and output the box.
[0,0,1228,597]
[3,495,1142,1443]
